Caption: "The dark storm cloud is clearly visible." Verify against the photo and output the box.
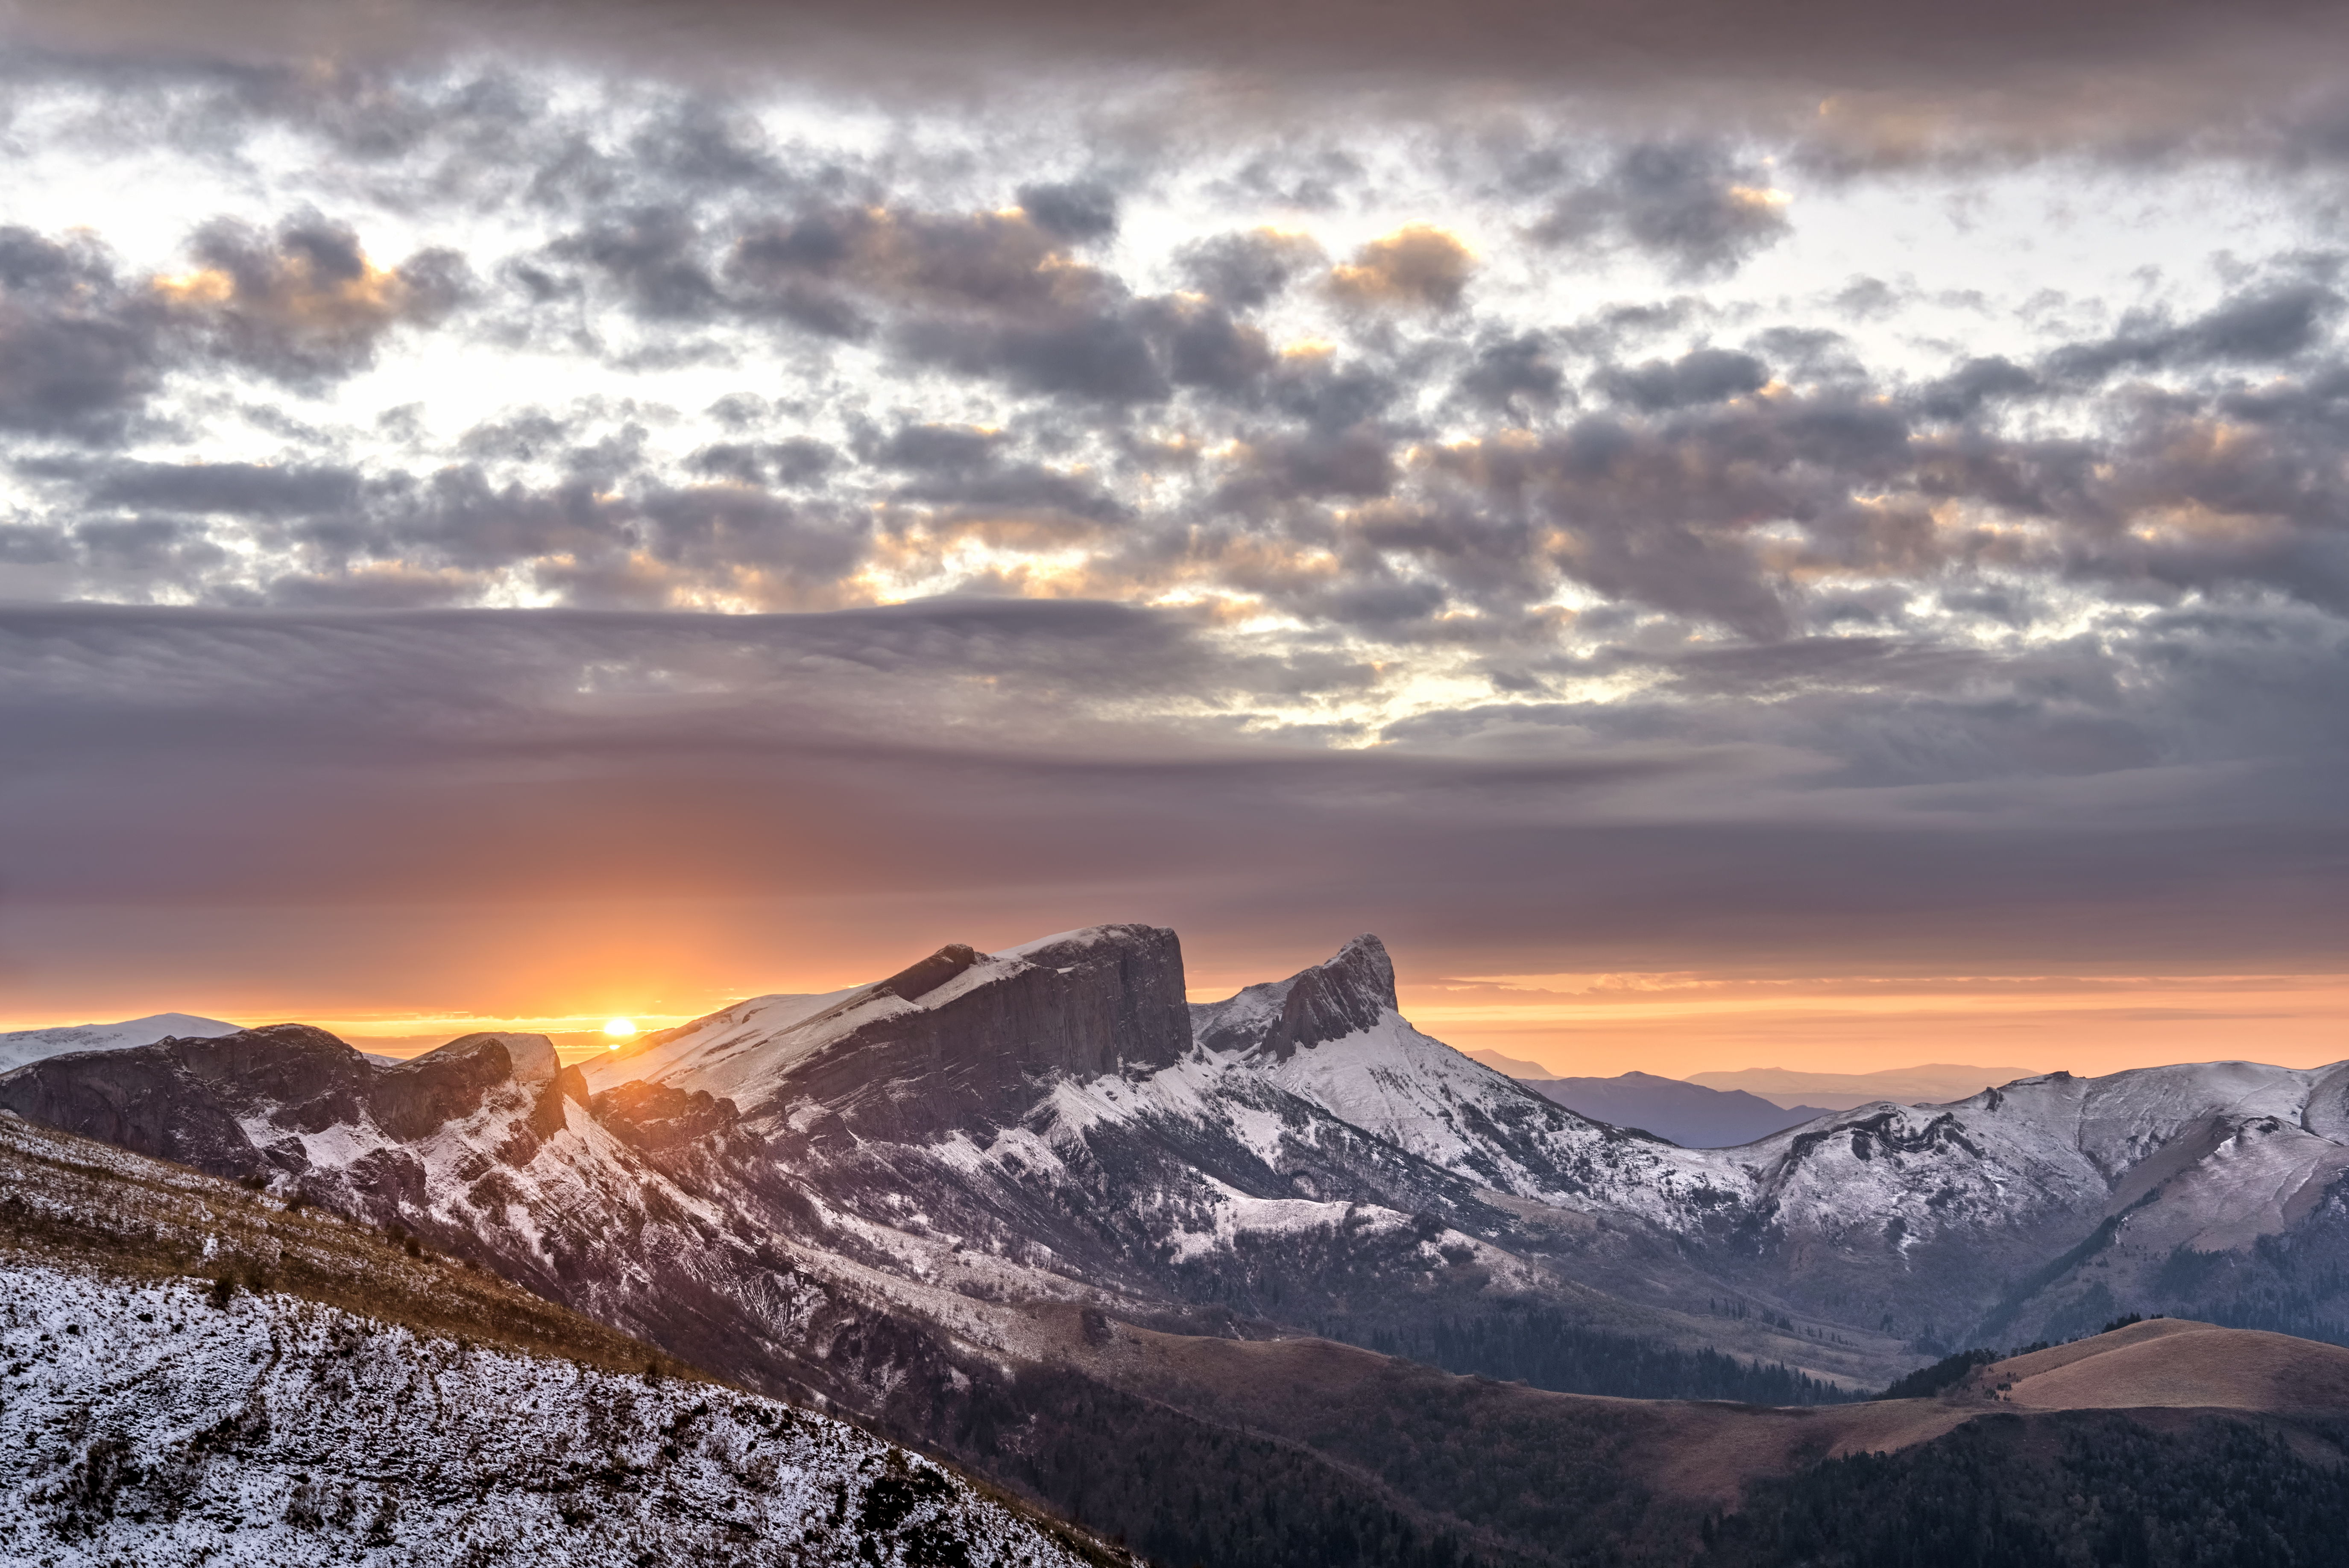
[1327,226,1476,311]
[699,201,1188,399]
[864,422,1127,524]
[1456,333,1567,418]
[1177,231,1326,311]
[1016,181,1119,242]
[1217,431,1397,506]
[685,437,841,488]
[1415,392,1917,638]
[0,213,465,447]
[556,208,728,324]
[2045,281,2343,385]
[74,459,367,518]
[1916,356,2040,421]
[1162,299,1275,392]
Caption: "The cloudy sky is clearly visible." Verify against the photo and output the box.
[3,0,2346,1074]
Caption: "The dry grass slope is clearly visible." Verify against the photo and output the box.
[0,1109,685,1377]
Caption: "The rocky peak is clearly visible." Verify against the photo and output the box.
[426,1031,561,1083]
[743,921,1194,1140]
[875,944,982,1003]
[1192,933,1397,1061]
[0,1021,575,1179]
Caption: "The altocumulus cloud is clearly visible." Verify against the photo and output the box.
[1,6,2348,990]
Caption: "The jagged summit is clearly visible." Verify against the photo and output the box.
[0,1021,583,1182]
[1191,933,1397,1060]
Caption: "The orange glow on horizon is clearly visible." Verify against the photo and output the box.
[1394,971,2349,1082]
[7,894,2341,1080]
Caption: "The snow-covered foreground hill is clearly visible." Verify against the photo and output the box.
[0,1265,1103,1568]
[0,1110,1120,1568]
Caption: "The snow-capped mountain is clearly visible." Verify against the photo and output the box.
[1188,936,2349,1348]
[0,1013,241,1073]
[8,919,2349,1545]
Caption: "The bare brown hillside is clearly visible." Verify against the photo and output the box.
[1977,1318,2349,1413]
[1057,1305,2349,1547]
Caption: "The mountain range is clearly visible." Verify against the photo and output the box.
[8,923,2349,1562]
[1687,1063,2048,1111]
[1467,1057,1839,1147]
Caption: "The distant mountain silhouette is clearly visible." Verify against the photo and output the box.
[1499,1067,1838,1147]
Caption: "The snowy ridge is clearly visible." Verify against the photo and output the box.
[584,985,893,1101]
[581,951,1043,1104]
[0,1265,1110,1568]
[0,1014,242,1074]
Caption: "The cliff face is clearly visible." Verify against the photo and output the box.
[1189,933,1394,1061]
[0,1025,580,1179]
[749,924,1193,1141]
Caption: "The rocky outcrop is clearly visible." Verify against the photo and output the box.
[756,924,1192,1139]
[1191,933,1395,1060]
[0,1024,563,1177]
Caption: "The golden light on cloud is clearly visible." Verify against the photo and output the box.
[1326,224,1476,310]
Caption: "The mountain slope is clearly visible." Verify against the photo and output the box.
[0,1013,242,1074]
[1689,1063,2042,1111]
[1184,945,2349,1352]
[1058,1311,2349,1565]
[0,1265,1104,1568]
[0,1111,1123,1568]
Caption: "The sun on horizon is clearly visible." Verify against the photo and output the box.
[603,1018,636,1048]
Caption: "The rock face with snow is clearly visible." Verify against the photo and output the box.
[0,1024,581,1188]
[0,1269,1101,1568]
[1192,932,1395,1060]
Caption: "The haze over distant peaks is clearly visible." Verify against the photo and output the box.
[1689,1063,2049,1110]
[1503,1067,1839,1149]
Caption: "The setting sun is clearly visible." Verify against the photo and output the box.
[602,1018,636,1046]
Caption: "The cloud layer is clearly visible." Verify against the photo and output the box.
[1,30,2346,1037]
